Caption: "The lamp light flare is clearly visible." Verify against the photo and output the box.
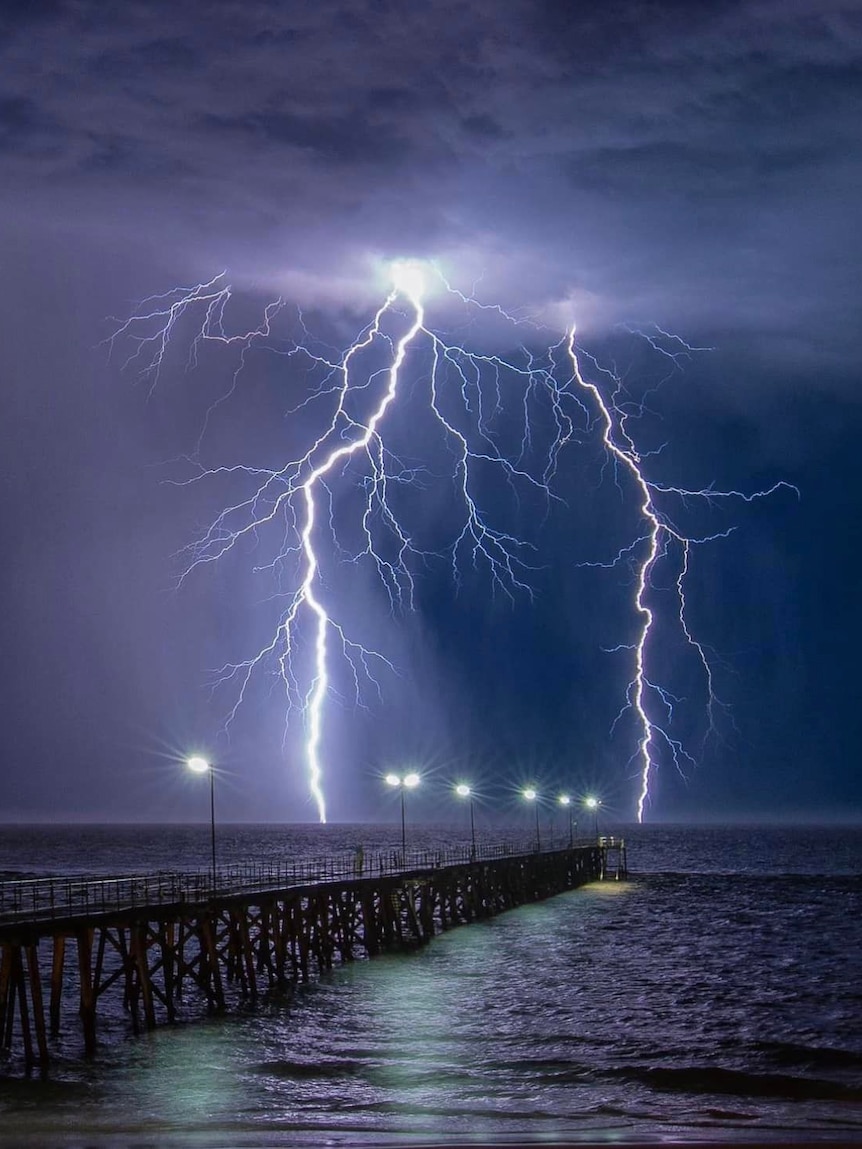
[523,785,541,851]
[385,771,420,789]
[185,755,216,888]
[455,781,477,856]
[558,794,571,806]
[386,769,419,854]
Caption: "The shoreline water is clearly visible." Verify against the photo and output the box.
[0,825,859,1146]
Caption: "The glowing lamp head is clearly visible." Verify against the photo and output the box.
[403,772,421,789]
[558,794,571,806]
[186,755,211,774]
[384,773,401,788]
[390,259,428,301]
[522,787,537,802]
[455,783,471,798]
[585,796,599,810]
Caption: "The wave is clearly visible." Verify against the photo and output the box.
[607,1063,862,1102]
[752,1040,862,1072]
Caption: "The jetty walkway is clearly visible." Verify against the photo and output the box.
[0,837,626,1075]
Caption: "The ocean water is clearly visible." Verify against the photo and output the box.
[0,823,859,1146]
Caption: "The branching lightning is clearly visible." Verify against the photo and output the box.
[563,332,795,819]
[111,262,795,822]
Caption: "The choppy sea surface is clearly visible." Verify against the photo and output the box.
[0,823,859,1147]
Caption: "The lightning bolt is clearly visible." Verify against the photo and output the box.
[564,330,797,820]
[110,264,794,823]
[111,261,558,822]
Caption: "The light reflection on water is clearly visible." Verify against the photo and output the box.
[0,826,860,1145]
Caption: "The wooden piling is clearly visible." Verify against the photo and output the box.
[25,944,48,1071]
[0,945,13,1050]
[49,935,65,1035]
[75,929,96,1057]
[132,924,156,1031]
[12,947,34,1073]
[160,922,176,1023]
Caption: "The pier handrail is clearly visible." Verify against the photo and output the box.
[0,836,600,926]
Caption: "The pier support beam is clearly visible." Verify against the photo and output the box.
[50,935,65,1036]
[76,929,96,1057]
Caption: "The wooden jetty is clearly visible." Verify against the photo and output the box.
[0,838,624,1075]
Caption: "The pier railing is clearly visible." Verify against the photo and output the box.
[0,836,593,925]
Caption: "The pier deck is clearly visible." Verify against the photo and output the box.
[0,839,625,1075]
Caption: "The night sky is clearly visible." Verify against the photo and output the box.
[1,1,860,826]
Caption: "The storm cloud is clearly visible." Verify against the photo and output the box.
[2,0,860,356]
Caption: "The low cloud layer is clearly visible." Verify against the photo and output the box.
[2,0,860,357]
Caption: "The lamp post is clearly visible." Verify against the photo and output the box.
[558,794,573,848]
[385,772,420,856]
[585,795,601,839]
[187,756,216,890]
[455,783,476,858]
[522,788,540,852]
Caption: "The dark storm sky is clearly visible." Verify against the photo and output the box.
[1,0,860,825]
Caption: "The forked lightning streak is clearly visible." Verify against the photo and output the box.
[111,261,794,822]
